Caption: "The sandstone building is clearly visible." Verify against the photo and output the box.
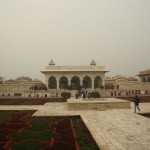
[0,60,150,98]
[137,69,150,82]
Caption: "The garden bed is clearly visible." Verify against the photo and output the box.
[139,113,150,118]
[0,111,99,150]
[0,98,66,105]
[116,96,150,103]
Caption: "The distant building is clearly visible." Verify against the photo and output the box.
[104,74,149,96]
[136,69,150,82]
[0,77,46,97]
[41,59,108,90]
[0,77,4,84]
[0,60,150,98]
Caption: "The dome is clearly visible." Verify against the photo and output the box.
[112,75,127,80]
[105,76,112,81]
[15,77,32,82]
[32,79,42,83]
[5,79,14,83]
[128,77,138,81]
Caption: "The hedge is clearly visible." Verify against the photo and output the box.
[61,92,71,99]
[91,92,101,98]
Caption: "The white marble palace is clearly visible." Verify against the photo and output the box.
[0,59,150,98]
[41,59,107,90]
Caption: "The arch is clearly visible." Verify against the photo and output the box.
[71,76,80,90]
[59,76,68,89]
[83,76,92,88]
[147,77,150,82]
[48,76,57,89]
[33,85,38,90]
[142,78,146,82]
[94,76,102,89]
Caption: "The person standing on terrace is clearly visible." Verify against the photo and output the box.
[134,95,140,113]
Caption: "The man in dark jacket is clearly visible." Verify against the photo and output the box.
[134,95,140,113]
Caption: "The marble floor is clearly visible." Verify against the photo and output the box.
[0,102,150,150]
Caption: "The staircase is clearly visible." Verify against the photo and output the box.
[97,103,106,111]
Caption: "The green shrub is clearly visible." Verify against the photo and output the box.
[91,92,101,98]
[61,92,71,99]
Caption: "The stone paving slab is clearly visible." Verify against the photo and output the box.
[0,102,150,150]
[81,108,150,150]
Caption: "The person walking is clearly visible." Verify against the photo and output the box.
[134,95,140,113]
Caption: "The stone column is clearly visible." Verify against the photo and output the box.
[45,76,49,89]
[92,79,94,90]
[57,80,59,90]
[102,80,105,89]
[80,79,83,87]
[68,79,71,86]
[67,76,71,86]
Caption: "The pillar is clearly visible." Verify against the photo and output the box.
[92,79,94,89]
[80,79,83,87]
[45,76,49,89]
[68,79,71,86]
[102,80,105,89]
[57,80,59,90]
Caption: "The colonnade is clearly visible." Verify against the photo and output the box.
[142,77,150,82]
[46,75,105,90]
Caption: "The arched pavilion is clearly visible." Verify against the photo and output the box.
[41,59,108,90]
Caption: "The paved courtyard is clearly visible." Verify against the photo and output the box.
[0,102,150,150]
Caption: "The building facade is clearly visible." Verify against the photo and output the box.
[137,69,150,82]
[104,75,150,96]
[0,77,46,97]
[41,59,108,91]
[0,60,150,98]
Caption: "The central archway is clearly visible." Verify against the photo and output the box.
[59,76,68,89]
[83,76,92,88]
[71,76,80,90]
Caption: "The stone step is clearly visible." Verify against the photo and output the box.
[97,103,106,111]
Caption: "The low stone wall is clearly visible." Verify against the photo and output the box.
[67,98,131,110]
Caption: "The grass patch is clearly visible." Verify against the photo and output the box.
[72,116,99,150]
[27,118,50,131]
[0,110,14,122]
[12,130,53,141]
[10,140,44,150]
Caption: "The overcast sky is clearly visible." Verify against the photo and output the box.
[0,0,150,82]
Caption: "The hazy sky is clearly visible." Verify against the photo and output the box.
[0,0,150,82]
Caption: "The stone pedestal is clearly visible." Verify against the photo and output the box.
[67,98,131,111]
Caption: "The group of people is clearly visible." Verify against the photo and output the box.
[75,90,92,99]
